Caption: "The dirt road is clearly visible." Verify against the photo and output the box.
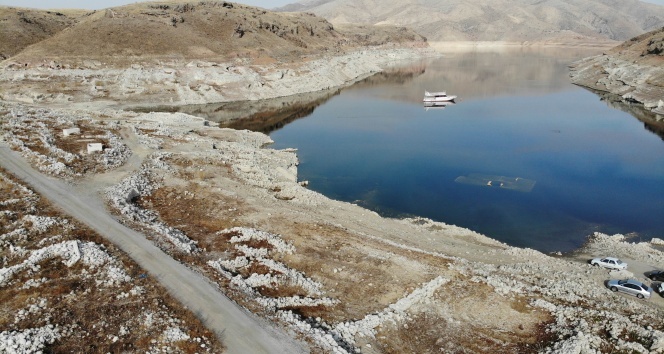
[0,144,308,354]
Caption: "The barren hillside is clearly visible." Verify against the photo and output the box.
[610,26,664,64]
[278,0,664,44]
[2,1,425,67]
[0,7,84,60]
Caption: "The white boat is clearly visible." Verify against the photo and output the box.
[423,90,457,102]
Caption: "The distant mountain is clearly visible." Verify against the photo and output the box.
[277,0,664,43]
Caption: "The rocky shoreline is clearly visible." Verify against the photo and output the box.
[0,47,438,110]
[569,28,664,122]
[569,54,664,115]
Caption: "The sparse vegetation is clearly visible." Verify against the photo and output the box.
[0,168,224,352]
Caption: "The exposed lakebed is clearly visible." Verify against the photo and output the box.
[163,49,664,253]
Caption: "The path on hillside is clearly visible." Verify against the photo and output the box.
[0,144,308,354]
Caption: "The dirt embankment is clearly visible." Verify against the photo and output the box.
[0,47,434,109]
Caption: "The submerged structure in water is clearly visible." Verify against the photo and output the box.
[455,173,536,192]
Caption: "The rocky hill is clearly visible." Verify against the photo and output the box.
[0,1,425,67]
[0,1,431,108]
[569,26,664,133]
[278,0,664,44]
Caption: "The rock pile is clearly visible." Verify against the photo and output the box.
[0,325,61,354]
[450,234,664,353]
[0,170,220,352]
[208,227,337,310]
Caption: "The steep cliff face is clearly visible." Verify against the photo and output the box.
[569,27,664,116]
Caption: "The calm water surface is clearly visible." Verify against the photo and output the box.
[264,49,664,253]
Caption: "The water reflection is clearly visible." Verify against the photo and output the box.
[131,64,428,133]
[591,89,664,141]
[131,88,340,134]
[330,48,604,109]
[132,48,664,137]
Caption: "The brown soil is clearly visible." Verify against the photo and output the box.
[0,7,84,60]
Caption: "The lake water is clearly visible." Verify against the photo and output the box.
[161,48,664,253]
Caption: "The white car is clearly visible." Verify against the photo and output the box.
[590,257,627,270]
[607,279,652,299]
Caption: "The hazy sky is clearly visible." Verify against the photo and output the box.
[1,0,664,10]
[0,0,294,10]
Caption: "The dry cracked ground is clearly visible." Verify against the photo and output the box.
[1,101,664,353]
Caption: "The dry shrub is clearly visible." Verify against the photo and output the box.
[239,261,274,277]
[218,229,243,239]
[22,139,51,157]
[375,311,545,354]
[175,339,203,352]
[138,185,248,251]
[0,180,16,195]
[515,320,559,353]
[281,304,333,319]
[256,283,306,298]
[244,238,272,250]
[0,288,40,329]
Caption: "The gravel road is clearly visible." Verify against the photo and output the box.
[0,144,308,354]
